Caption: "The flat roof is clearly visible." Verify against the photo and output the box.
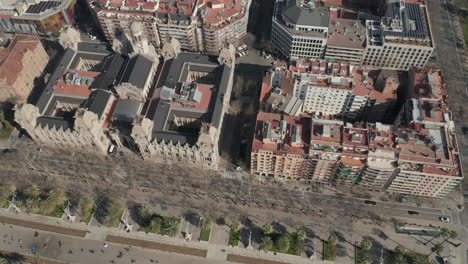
[327,18,366,49]
[282,0,329,28]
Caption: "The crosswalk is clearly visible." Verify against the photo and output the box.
[222,170,243,181]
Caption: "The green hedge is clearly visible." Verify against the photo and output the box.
[200,224,211,242]
[323,241,337,261]
[0,112,13,140]
[229,231,240,246]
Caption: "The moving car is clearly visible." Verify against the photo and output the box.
[408,210,419,215]
[439,217,450,223]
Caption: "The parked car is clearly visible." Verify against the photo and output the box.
[107,144,117,156]
[439,217,450,223]
[364,200,377,205]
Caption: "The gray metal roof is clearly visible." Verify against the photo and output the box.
[282,0,329,28]
[210,64,231,129]
[90,54,126,90]
[86,89,113,119]
[156,53,219,90]
[120,55,154,89]
[37,116,73,130]
[36,48,76,113]
[77,42,112,54]
[112,99,142,123]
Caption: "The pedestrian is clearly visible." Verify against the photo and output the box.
[58,241,62,247]
[101,249,104,253]
[103,243,108,248]
[68,250,72,255]
[44,243,48,248]
[81,248,84,252]
[18,239,22,243]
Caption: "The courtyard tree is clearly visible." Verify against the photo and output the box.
[0,184,16,197]
[434,243,444,255]
[393,246,407,264]
[296,229,306,241]
[46,189,67,206]
[166,219,180,237]
[260,236,273,251]
[230,220,241,233]
[149,218,162,233]
[23,185,41,198]
[360,238,372,251]
[328,233,338,246]
[261,223,273,235]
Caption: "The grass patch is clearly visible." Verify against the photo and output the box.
[81,204,96,223]
[200,224,212,242]
[455,0,468,9]
[323,241,337,261]
[36,204,64,218]
[457,4,468,45]
[104,205,124,228]
[229,230,240,246]
[0,112,14,140]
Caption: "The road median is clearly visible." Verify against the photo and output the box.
[106,235,208,257]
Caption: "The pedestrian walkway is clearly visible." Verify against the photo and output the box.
[0,208,328,264]
[0,249,65,264]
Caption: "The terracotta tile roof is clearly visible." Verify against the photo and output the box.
[0,35,41,85]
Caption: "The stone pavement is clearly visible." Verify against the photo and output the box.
[0,208,327,264]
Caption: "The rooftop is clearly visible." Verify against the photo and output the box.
[282,0,330,28]
[310,121,342,146]
[327,18,366,49]
[0,34,42,85]
[34,42,122,130]
[252,112,310,155]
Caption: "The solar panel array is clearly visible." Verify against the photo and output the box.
[383,2,426,40]
[25,1,60,14]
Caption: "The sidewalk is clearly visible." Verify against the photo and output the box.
[0,208,328,264]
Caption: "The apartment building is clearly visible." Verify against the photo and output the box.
[361,0,434,70]
[251,112,314,178]
[387,69,462,197]
[293,61,398,122]
[360,123,398,189]
[309,119,343,182]
[87,0,250,53]
[251,59,462,197]
[0,0,76,35]
[0,34,49,101]
[324,18,366,65]
[271,0,329,59]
